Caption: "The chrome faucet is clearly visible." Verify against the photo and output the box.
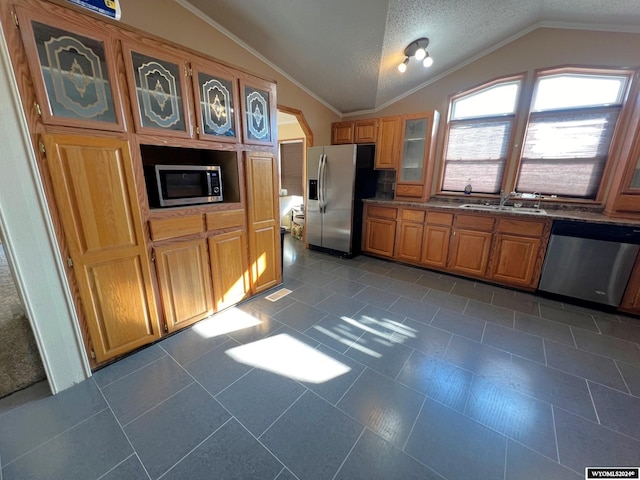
[499,190,511,207]
[533,192,541,210]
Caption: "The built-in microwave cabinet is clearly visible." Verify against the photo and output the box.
[15,4,127,132]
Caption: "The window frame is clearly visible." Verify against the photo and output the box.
[437,73,526,197]
[437,66,636,204]
[513,66,634,204]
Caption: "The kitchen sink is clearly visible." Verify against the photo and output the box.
[458,204,547,215]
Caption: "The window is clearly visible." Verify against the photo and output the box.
[516,72,629,199]
[440,67,633,202]
[441,78,522,194]
[280,141,304,196]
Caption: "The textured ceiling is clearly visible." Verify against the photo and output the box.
[179,0,640,115]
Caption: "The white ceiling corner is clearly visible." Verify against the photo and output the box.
[178,0,640,116]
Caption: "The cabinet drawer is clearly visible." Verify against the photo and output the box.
[455,214,495,231]
[149,215,204,241]
[395,184,423,198]
[497,218,545,237]
[206,209,245,231]
[367,205,398,220]
[401,209,425,222]
[427,211,453,226]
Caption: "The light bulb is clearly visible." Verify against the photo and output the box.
[414,48,426,61]
[397,58,408,73]
[423,56,434,68]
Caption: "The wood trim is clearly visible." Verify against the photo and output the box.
[277,104,314,147]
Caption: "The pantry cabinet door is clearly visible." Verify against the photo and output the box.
[43,134,161,363]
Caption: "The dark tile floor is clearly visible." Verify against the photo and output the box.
[2,236,640,479]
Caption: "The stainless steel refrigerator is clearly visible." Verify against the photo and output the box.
[306,144,377,256]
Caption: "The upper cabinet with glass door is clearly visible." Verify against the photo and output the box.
[395,112,439,199]
[121,41,193,139]
[240,76,277,146]
[15,5,126,132]
[606,84,640,216]
[190,59,240,143]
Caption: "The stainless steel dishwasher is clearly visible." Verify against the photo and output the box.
[538,220,640,307]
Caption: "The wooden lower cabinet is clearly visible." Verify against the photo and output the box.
[490,234,541,287]
[448,229,492,277]
[43,134,161,363]
[364,218,396,257]
[362,203,553,290]
[245,151,281,293]
[395,221,423,262]
[422,225,451,268]
[208,229,250,310]
[154,239,214,333]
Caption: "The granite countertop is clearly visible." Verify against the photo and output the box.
[363,197,640,227]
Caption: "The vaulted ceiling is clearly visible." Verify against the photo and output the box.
[178,0,640,115]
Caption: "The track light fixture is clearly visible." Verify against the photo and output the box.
[398,37,433,73]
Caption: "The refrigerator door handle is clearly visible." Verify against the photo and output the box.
[319,154,327,212]
[317,154,324,210]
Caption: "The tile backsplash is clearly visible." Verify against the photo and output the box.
[375,170,396,199]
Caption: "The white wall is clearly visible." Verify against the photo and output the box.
[0,25,89,393]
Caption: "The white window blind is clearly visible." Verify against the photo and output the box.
[517,107,621,199]
[280,142,303,196]
[442,117,513,193]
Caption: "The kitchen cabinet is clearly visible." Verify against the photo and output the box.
[240,76,276,146]
[332,121,355,144]
[489,218,547,288]
[122,40,193,139]
[395,209,425,262]
[244,151,281,292]
[15,4,127,132]
[421,211,453,269]
[448,214,494,277]
[355,119,378,143]
[331,119,378,145]
[154,239,214,332]
[395,112,439,200]
[208,229,251,310]
[605,104,640,216]
[43,134,161,363]
[619,253,640,314]
[375,116,400,169]
[190,58,241,143]
[3,0,284,367]
[363,205,397,257]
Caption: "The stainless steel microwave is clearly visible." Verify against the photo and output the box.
[147,165,223,207]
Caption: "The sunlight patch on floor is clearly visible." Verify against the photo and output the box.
[225,333,351,383]
[192,307,262,339]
